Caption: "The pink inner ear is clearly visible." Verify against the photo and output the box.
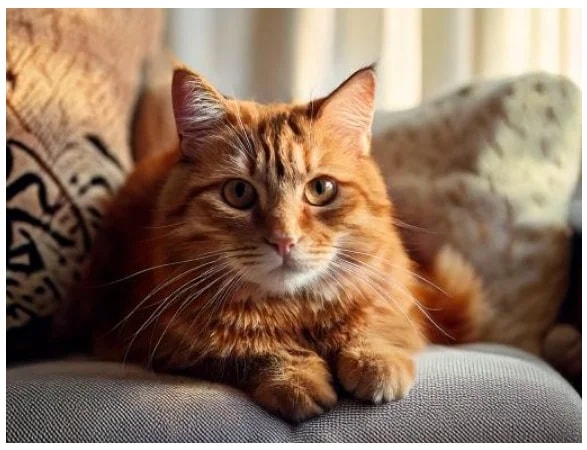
[171,69,227,143]
[317,69,376,155]
[171,70,194,137]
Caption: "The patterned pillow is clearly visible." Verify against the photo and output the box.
[371,73,581,362]
[6,9,166,362]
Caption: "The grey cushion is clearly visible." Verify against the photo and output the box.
[6,344,581,442]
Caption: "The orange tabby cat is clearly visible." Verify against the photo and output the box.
[63,65,486,422]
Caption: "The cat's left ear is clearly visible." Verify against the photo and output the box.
[314,66,376,155]
[171,67,228,155]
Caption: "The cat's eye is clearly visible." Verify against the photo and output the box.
[222,179,257,209]
[305,177,337,206]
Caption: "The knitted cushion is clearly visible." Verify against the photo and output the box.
[6,8,166,362]
[371,73,581,362]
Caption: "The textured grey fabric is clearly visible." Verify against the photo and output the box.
[6,344,581,443]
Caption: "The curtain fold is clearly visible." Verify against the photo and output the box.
[168,8,581,110]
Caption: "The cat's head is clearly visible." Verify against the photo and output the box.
[158,66,395,296]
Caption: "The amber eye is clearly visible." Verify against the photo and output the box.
[222,179,257,209]
[305,177,337,206]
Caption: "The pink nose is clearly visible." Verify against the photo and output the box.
[266,236,297,257]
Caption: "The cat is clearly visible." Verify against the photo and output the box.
[58,65,487,423]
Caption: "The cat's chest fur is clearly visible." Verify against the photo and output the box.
[160,288,371,362]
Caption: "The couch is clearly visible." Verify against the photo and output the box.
[7,345,581,442]
[6,9,582,443]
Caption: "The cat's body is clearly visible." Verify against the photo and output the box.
[60,66,486,422]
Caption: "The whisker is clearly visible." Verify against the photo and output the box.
[148,265,234,366]
[336,254,453,341]
[185,268,244,357]
[330,259,426,341]
[96,249,227,287]
[144,222,187,229]
[123,263,229,365]
[233,253,264,259]
[230,93,255,157]
[110,264,211,333]
[118,258,227,329]
[321,266,349,303]
[391,217,437,234]
[339,252,443,312]
[97,246,255,287]
[138,229,187,243]
[337,244,450,297]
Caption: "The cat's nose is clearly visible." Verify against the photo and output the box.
[265,235,298,257]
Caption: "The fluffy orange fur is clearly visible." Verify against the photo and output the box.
[63,66,486,422]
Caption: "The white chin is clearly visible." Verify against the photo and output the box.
[255,267,319,295]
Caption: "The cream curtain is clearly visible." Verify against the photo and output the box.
[168,8,582,110]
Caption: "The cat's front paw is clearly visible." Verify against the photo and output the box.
[337,347,415,404]
[251,357,337,422]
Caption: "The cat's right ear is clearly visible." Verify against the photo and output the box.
[171,68,227,156]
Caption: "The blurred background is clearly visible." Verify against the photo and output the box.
[167,8,582,110]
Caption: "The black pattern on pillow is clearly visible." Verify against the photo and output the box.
[6,136,124,362]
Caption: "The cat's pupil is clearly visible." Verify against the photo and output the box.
[316,181,324,195]
[235,182,245,198]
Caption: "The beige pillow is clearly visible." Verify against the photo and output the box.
[372,73,581,359]
[7,9,166,361]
